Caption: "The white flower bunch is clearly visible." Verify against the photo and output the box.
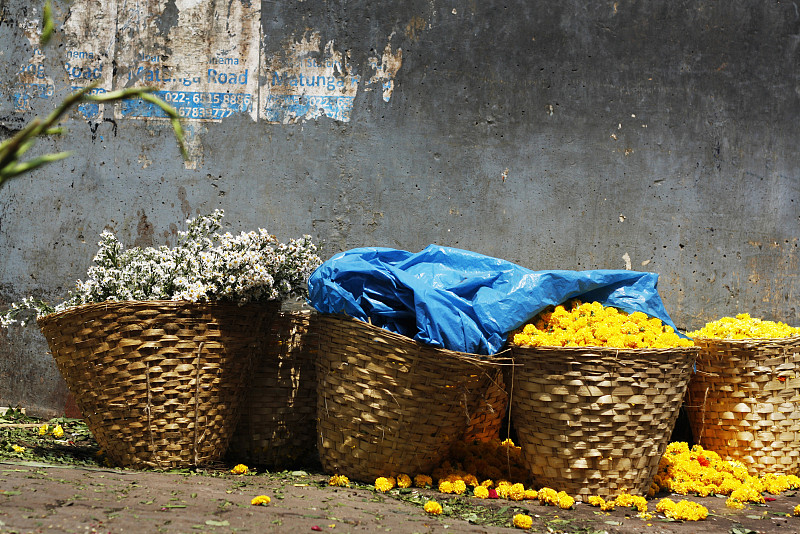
[1,210,321,326]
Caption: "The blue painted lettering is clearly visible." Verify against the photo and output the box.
[64,62,102,80]
[207,68,248,85]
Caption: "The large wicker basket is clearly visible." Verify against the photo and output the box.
[509,345,698,499]
[227,309,320,469]
[685,336,800,475]
[315,314,508,482]
[37,300,278,469]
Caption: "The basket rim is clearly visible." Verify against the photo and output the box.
[36,299,281,326]
[690,334,800,346]
[509,344,700,356]
[318,312,512,365]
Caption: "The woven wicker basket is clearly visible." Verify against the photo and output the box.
[315,314,508,482]
[37,300,278,469]
[685,336,800,475]
[227,309,320,469]
[509,345,698,499]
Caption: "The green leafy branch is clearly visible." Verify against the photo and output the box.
[0,0,189,188]
[0,85,189,187]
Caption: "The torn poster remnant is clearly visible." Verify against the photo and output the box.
[6,2,401,125]
[114,0,261,122]
[61,0,117,119]
[12,8,54,113]
[261,32,360,123]
[367,39,403,102]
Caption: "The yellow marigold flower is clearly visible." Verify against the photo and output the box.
[614,492,647,512]
[666,500,708,521]
[472,485,489,498]
[375,476,395,492]
[688,314,800,339]
[513,333,531,346]
[557,491,575,509]
[462,473,479,487]
[524,489,538,500]
[396,474,412,489]
[522,324,537,335]
[11,445,25,453]
[38,424,48,436]
[328,474,350,487]
[52,424,64,438]
[656,498,676,514]
[414,474,432,488]
[726,497,745,509]
[508,483,526,501]
[250,495,270,506]
[496,483,511,499]
[438,480,454,494]
[538,487,558,505]
[452,480,467,495]
[512,513,533,530]
[230,464,249,475]
[794,504,800,517]
[732,486,764,504]
[423,500,443,515]
[587,496,605,507]
[480,479,494,488]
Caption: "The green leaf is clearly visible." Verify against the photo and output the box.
[40,0,54,46]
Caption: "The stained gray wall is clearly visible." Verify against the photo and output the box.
[1,0,798,416]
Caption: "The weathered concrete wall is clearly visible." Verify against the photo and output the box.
[0,0,798,416]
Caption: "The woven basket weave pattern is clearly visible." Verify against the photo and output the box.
[510,345,698,499]
[228,310,320,468]
[685,336,800,476]
[38,300,277,469]
[315,314,507,482]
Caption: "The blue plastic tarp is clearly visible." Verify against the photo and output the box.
[307,244,684,355]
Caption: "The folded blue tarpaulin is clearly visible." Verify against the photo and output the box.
[307,244,683,355]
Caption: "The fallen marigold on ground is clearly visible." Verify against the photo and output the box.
[473,485,489,499]
[512,513,533,529]
[414,474,432,488]
[656,498,708,521]
[423,500,442,515]
[230,464,249,475]
[250,495,270,506]
[375,476,395,492]
[328,474,349,487]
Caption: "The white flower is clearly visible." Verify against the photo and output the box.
[1,211,322,325]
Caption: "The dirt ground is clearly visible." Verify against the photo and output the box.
[1,460,800,534]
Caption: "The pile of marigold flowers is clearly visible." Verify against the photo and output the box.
[510,300,694,349]
[688,313,800,339]
[432,438,530,486]
[366,439,577,523]
[586,491,707,522]
[652,442,800,509]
